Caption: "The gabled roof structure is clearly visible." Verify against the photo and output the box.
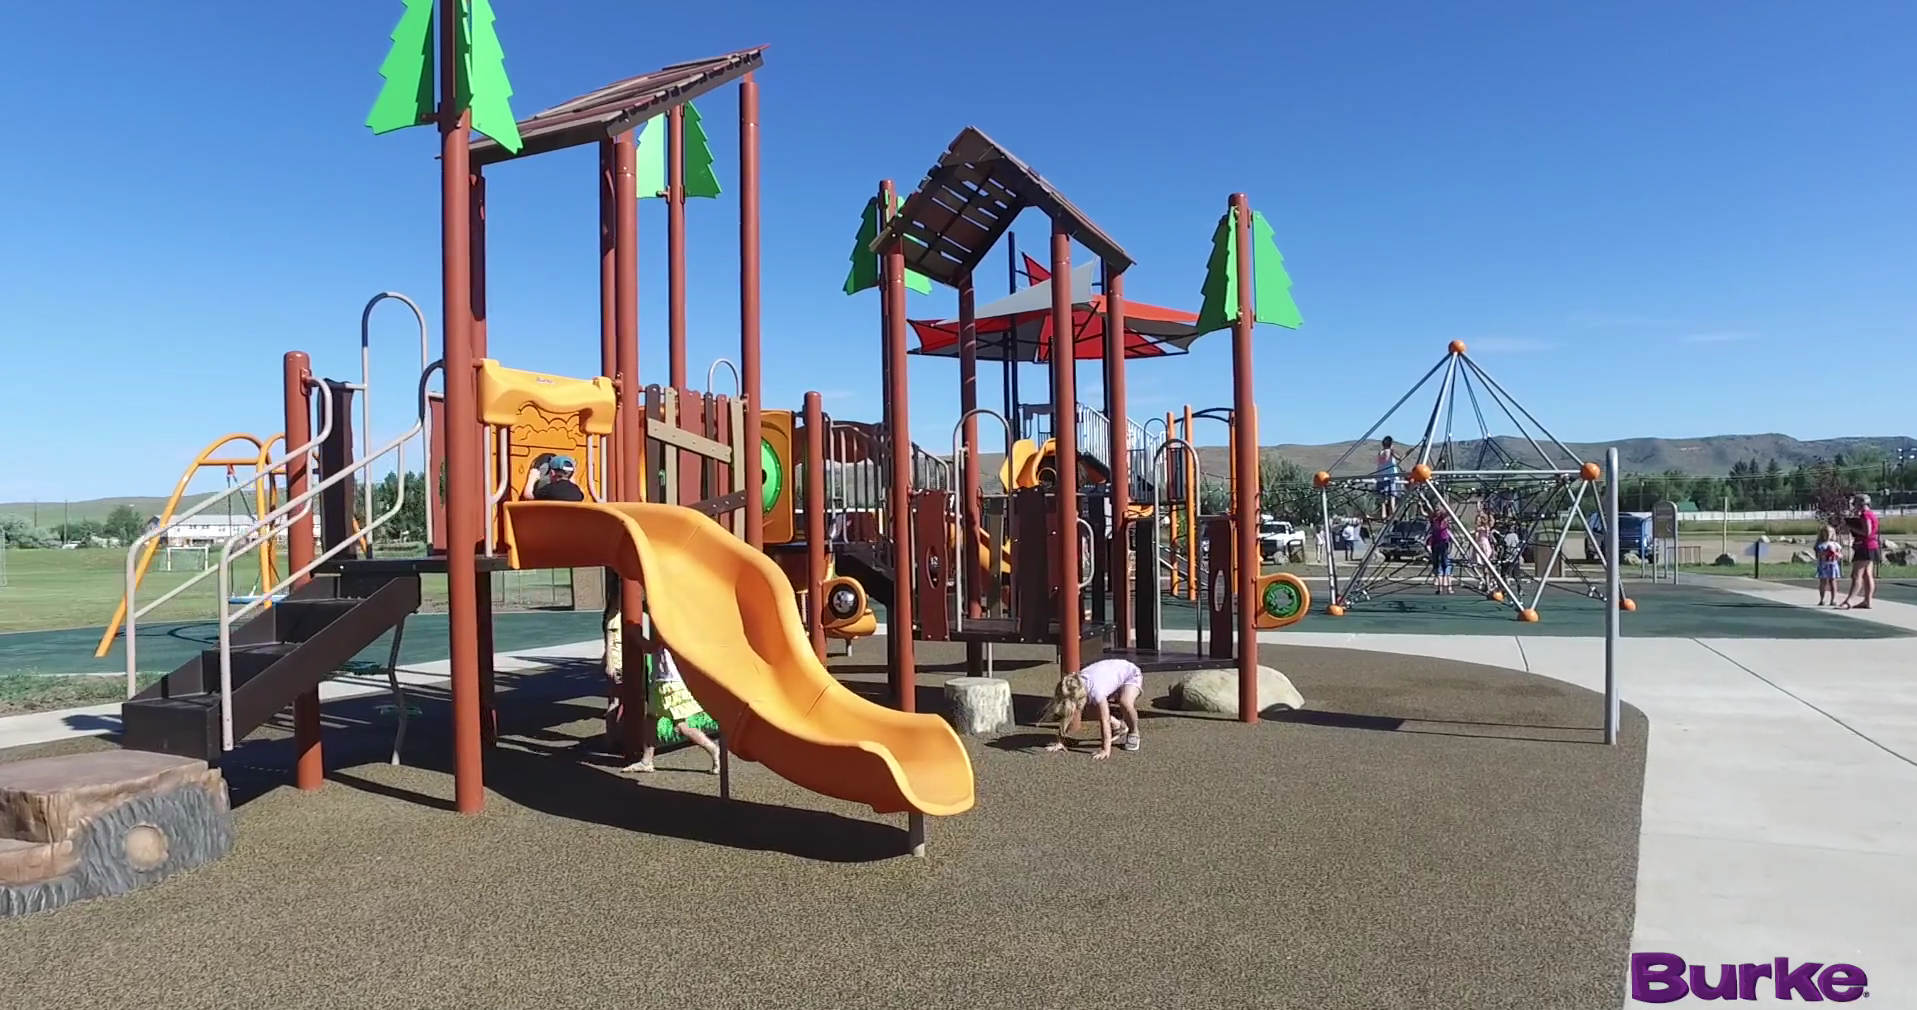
[470,47,765,166]
[869,127,1133,287]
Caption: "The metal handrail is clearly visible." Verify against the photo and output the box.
[1151,437,1203,655]
[121,388,337,695]
[354,292,431,550]
[706,358,741,398]
[207,373,434,750]
[949,407,1015,632]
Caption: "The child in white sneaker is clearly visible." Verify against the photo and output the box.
[1040,658,1143,759]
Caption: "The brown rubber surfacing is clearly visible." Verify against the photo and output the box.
[0,642,1645,1009]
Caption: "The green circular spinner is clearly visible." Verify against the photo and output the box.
[1262,579,1304,620]
[760,438,784,513]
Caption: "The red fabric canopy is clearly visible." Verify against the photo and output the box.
[908,262,1203,363]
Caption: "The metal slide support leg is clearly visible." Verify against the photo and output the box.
[718,737,732,800]
[908,812,927,858]
[384,617,410,766]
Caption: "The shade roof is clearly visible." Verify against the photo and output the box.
[470,48,765,166]
[869,127,1133,289]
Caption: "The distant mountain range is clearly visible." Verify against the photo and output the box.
[3,434,1911,524]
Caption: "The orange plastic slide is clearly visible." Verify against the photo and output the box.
[500,500,976,818]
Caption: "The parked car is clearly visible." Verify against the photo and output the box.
[1258,518,1306,561]
[1380,518,1430,562]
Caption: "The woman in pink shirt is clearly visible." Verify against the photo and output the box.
[1840,494,1880,609]
[1041,658,1143,758]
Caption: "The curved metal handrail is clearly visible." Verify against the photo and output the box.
[706,358,741,399]
[949,407,1015,631]
[122,389,337,694]
[356,293,431,550]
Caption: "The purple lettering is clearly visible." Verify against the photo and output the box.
[1631,952,1690,1003]
[1819,963,1867,1002]
[1773,957,1825,1000]
[1688,962,1740,1000]
[1739,961,1774,1000]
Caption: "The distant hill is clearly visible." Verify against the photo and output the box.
[0,493,223,526]
[968,432,1913,490]
[3,434,1909,522]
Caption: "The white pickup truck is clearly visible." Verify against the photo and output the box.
[1258,518,1306,562]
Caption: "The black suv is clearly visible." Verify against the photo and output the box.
[1380,518,1430,562]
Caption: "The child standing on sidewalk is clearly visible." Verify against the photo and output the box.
[1814,525,1844,606]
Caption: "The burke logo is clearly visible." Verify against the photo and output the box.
[1631,953,1869,1002]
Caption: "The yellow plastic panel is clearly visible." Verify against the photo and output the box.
[475,359,617,436]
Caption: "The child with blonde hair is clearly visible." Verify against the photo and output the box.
[1814,524,1843,606]
[1039,658,1143,759]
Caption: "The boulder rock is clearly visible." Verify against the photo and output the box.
[1789,549,1817,565]
[1621,551,1645,566]
[1712,553,1738,567]
[1886,548,1913,567]
[1170,666,1305,718]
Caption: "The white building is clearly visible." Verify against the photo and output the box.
[150,513,324,548]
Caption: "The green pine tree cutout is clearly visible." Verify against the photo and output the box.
[458,0,522,154]
[842,194,930,295]
[635,102,723,201]
[1194,211,1235,334]
[635,115,668,198]
[1249,211,1302,329]
[1193,207,1302,333]
[681,103,722,199]
[366,0,435,135]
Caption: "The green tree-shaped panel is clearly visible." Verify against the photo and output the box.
[636,102,723,200]
[841,193,931,295]
[458,0,522,154]
[366,0,436,135]
[1194,207,1302,333]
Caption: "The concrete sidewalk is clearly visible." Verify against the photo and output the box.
[1682,570,1917,631]
[1241,629,1917,1003]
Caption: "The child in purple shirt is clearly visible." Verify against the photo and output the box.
[1041,658,1143,759]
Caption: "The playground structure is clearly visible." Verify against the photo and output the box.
[1312,341,1629,621]
[37,10,1314,899]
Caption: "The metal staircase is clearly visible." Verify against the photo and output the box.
[1019,401,1164,500]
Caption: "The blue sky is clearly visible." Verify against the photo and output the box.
[3,0,1912,503]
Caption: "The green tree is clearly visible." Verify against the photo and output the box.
[0,516,54,549]
[102,504,147,547]
[370,471,431,544]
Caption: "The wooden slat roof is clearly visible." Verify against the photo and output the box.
[470,47,765,166]
[869,127,1133,289]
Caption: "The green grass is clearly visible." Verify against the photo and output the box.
[0,672,163,716]
[0,542,588,635]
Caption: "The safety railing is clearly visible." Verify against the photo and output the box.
[121,390,336,695]
[200,360,442,750]
[355,293,432,549]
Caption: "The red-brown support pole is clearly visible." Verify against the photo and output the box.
[957,272,981,617]
[879,179,917,711]
[284,352,322,791]
[614,130,647,755]
[600,142,619,389]
[469,167,496,747]
[439,0,485,813]
[803,392,828,661]
[739,75,765,550]
[1050,222,1082,678]
[667,105,688,392]
[1103,265,1131,651]
[1229,193,1260,723]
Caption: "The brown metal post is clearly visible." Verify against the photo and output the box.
[667,106,688,391]
[957,272,981,616]
[1049,222,1082,677]
[738,74,765,550]
[428,396,446,552]
[438,0,485,814]
[880,179,916,711]
[614,130,648,754]
[283,353,323,791]
[803,392,828,661]
[469,167,496,746]
[1103,265,1131,650]
[600,142,619,387]
[1183,403,1198,601]
[1229,193,1260,723]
